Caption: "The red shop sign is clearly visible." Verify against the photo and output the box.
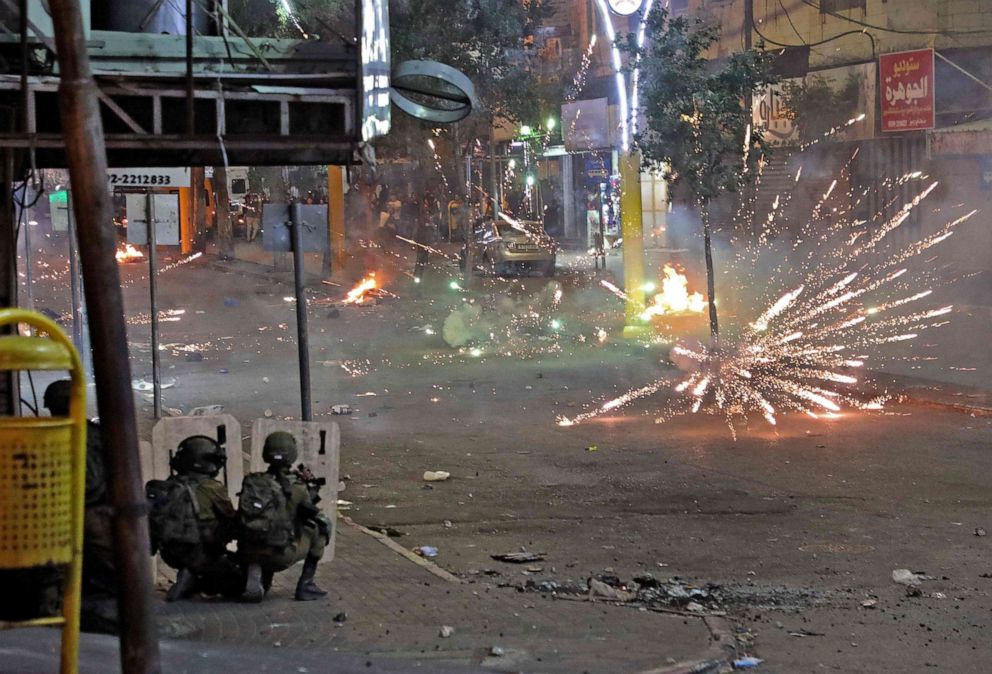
[880,49,935,132]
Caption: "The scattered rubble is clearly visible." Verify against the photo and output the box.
[414,546,439,558]
[423,470,451,482]
[439,625,455,638]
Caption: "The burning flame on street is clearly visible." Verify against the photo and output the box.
[343,273,379,304]
[116,243,144,263]
[642,265,705,319]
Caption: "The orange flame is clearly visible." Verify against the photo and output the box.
[343,273,378,304]
[116,243,145,263]
[642,265,705,318]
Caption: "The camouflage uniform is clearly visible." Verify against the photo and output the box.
[152,436,239,601]
[240,432,329,602]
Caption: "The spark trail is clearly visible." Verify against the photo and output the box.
[559,174,974,436]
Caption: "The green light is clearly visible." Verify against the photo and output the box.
[550,319,562,330]
[49,190,69,205]
[449,280,461,290]
[520,125,532,136]
[547,117,557,131]
[526,174,536,187]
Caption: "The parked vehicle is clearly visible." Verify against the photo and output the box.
[463,217,556,277]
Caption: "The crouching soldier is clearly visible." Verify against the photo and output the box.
[239,431,330,602]
[146,435,240,601]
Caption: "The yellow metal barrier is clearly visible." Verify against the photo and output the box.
[0,309,86,674]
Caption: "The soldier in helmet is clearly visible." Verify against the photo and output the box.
[146,435,239,601]
[238,431,329,602]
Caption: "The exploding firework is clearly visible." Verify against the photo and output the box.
[560,165,974,436]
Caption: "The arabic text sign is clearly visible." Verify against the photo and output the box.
[880,49,934,132]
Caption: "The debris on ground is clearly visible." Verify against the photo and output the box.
[423,470,451,482]
[332,612,348,624]
[489,646,504,657]
[414,546,439,558]
[788,628,824,637]
[586,445,598,452]
[891,569,928,587]
[861,598,878,609]
[520,572,826,613]
[733,656,763,669]
[491,551,546,564]
[184,352,204,362]
[331,404,353,415]
[223,298,240,307]
[976,527,987,537]
[439,625,455,638]
[588,578,635,602]
[189,405,224,416]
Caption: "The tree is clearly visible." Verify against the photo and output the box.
[628,9,777,339]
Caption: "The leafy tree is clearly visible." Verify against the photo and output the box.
[628,9,777,338]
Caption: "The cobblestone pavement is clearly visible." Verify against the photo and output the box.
[153,521,718,674]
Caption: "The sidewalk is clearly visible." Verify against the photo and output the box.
[0,520,737,674]
[873,371,992,417]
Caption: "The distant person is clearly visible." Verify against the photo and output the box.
[238,432,330,602]
[145,436,240,601]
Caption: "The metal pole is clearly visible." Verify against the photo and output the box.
[66,190,82,351]
[146,192,162,419]
[185,0,195,136]
[48,1,162,672]
[289,203,313,421]
[22,206,33,315]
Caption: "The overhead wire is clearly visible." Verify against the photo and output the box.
[799,0,992,36]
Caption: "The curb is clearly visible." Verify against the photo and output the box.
[898,394,992,418]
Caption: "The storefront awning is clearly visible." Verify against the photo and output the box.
[929,118,992,156]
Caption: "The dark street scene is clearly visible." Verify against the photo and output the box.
[0,1,990,673]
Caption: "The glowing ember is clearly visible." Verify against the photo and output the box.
[343,273,378,304]
[116,243,144,263]
[641,265,705,319]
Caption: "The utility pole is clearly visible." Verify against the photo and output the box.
[48,1,162,672]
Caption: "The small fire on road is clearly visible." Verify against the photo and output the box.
[116,243,144,263]
[343,273,378,304]
[642,265,705,319]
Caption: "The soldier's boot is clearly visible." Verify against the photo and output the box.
[166,568,196,602]
[242,563,265,603]
[262,570,274,593]
[294,556,327,601]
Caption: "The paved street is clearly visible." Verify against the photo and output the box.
[14,238,992,672]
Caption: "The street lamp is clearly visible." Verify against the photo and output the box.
[591,0,658,336]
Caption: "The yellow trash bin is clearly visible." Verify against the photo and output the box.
[0,309,86,674]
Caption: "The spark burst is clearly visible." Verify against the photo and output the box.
[560,170,974,436]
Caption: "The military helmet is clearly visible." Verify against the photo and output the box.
[262,431,298,467]
[171,435,226,477]
[43,379,72,416]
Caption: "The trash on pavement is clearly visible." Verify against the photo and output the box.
[223,298,240,307]
[976,527,987,537]
[861,598,878,609]
[788,629,824,637]
[439,625,455,638]
[414,546,439,558]
[491,551,545,564]
[733,656,763,669]
[586,445,598,452]
[588,578,635,602]
[333,612,348,624]
[184,352,204,362]
[489,646,505,657]
[423,470,451,482]
[331,404,353,415]
[891,569,927,586]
